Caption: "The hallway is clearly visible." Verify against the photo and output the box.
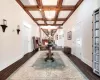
[7,51,88,80]
[0,0,100,80]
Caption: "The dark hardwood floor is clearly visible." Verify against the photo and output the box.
[0,49,38,80]
[63,52,100,80]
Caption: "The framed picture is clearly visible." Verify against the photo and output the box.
[56,35,58,40]
[67,31,72,40]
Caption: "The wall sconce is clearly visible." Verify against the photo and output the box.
[16,25,20,34]
[0,19,8,32]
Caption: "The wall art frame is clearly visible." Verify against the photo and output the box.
[67,31,72,40]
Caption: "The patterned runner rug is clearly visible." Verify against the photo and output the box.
[32,52,66,70]
[7,51,88,80]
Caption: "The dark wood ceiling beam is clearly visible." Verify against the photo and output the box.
[41,28,49,36]
[75,0,83,8]
[36,0,47,24]
[51,29,57,36]
[16,0,39,25]
[24,5,75,11]
[41,28,58,30]
[16,0,83,28]
[54,0,63,24]
[62,0,83,25]
[35,18,66,21]
[38,24,62,26]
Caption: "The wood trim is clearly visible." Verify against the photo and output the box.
[16,0,39,26]
[24,5,75,11]
[36,0,47,24]
[38,24,62,26]
[41,28,49,36]
[54,0,63,24]
[0,49,38,80]
[35,18,66,21]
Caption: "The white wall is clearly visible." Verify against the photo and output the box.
[0,0,39,71]
[97,0,100,8]
[54,29,64,47]
[63,0,99,67]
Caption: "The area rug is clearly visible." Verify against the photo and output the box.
[32,52,66,70]
[7,51,88,80]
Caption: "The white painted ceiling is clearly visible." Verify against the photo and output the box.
[47,21,54,24]
[20,0,37,5]
[58,11,71,18]
[21,0,79,6]
[44,11,56,19]
[40,26,58,29]
[37,20,44,24]
[63,0,79,5]
[42,0,58,6]
[56,21,64,24]
[29,11,42,18]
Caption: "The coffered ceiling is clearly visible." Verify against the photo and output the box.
[16,0,83,26]
[16,0,83,36]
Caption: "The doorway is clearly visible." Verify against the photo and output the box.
[72,22,82,60]
[22,25,31,55]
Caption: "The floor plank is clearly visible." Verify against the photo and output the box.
[0,49,38,80]
[64,52,100,80]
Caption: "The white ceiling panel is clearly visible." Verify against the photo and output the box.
[37,20,44,24]
[41,26,58,29]
[47,21,54,24]
[62,0,79,5]
[20,0,37,5]
[44,11,56,19]
[29,11,42,18]
[56,21,64,24]
[42,0,58,6]
[58,11,71,18]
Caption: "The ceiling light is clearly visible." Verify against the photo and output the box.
[39,9,42,11]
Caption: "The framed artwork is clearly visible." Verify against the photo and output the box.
[67,31,72,40]
[56,35,58,40]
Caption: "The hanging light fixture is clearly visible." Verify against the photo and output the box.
[16,25,20,35]
[0,19,8,32]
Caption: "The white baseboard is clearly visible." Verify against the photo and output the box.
[0,54,24,71]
